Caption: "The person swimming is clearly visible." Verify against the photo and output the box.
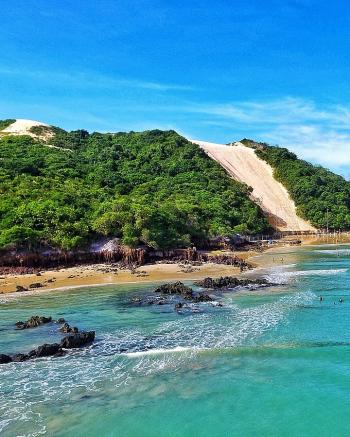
[320,296,323,302]
[339,298,344,303]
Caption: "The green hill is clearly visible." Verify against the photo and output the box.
[0,128,269,251]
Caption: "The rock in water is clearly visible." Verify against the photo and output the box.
[0,354,12,364]
[194,276,272,289]
[153,281,213,304]
[15,315,52,330]
[12,353,29,362]
[154,281,194,298]
[59,322,79,334]
[33,343,61,357]
[60,331,95,349]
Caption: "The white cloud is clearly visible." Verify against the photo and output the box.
[185,97,350,173]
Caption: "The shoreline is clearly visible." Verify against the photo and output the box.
[1,235,349,297]
[0,249,260,295]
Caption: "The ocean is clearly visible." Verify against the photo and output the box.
[1,244,350,436]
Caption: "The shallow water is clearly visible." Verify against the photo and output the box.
[1,245,350,436]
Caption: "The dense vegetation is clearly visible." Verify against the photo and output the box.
[0,130,269,251]
[254,143,350,230]
[0,119,15,131]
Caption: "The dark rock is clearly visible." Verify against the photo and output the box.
[193,292,213,303]
[34,343,60,357]
[12,353,29,362]
[0,354,12,364]
[152,281,213,306]
[15,315,52,330]
[15,285,28,292]
[60,331,95,349]
[154,281,193,298]
[194,276,273,289]
[56,318,66,324]
[53,349,66,358]
[29,282,43,289]
[59,322,79,334]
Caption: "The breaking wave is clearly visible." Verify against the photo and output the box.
[314,249,350,256]
[264,268,348,285]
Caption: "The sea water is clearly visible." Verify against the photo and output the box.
[1,244,350,436]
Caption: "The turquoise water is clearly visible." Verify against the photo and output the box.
[1,245,350,436]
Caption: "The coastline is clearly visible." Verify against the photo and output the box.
[0,250,259,295]
[1,234,349,296]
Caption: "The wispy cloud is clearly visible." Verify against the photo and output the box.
[185,97,350,172]
[0,66,193,92]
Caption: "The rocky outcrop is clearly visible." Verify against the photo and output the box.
[154,281,213,304]
[0,354,12,364]
[154,281,213,302]
[60,331,95,348]
[15,315,52,330]
[194,276,273,289]
[0,331,96,364]
[154,281,194,297]
[0,318,96,365]
[59,322,79,334]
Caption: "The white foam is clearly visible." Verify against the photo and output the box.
[123,346,195,357]
[315,249,350,255]
[0,288,318,434]
[264,268,348,284]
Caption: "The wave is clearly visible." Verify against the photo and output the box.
[0,288,317,435]
[123,346,196,357]
[314,249,350,256]
[264,268,348,284]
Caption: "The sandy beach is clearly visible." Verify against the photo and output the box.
[0,254,257,295]
[1,234,349,296]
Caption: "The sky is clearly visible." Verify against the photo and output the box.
[1,0,350,178]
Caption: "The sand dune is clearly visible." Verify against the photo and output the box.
[1,119,54,140]
[192,140,315,232]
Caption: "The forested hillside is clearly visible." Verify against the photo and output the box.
[252,142,350,230]
[0,129,269,251]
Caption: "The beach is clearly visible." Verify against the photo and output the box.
[2,234,349,295]
[1,241,350,436]
[0,250,258,295]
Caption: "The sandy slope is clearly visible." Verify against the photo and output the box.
[1,119,54,140]
[192,140,315,232]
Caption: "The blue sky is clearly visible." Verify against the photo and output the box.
[1,0,350,177]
